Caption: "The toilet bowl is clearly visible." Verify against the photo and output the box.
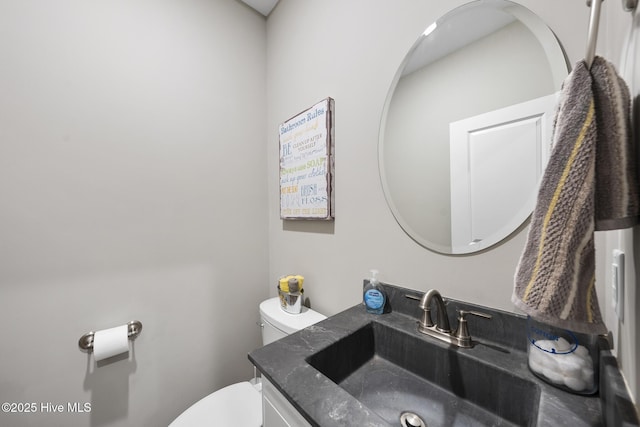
[169,297,326,426]
[169,382,262,426]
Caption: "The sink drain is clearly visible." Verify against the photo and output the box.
[400,412,427,427]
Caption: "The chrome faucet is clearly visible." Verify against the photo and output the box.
[409,289,492,348]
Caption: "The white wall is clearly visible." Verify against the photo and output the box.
[267,0,639,407]
[0,1,268,426]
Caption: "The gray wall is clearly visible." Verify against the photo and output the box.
[0,1,638,426]
[267,0,639,408]
[0,1,268,426]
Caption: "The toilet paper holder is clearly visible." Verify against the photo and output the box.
[78,320,143,351]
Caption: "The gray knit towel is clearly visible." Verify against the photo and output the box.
[512,57,636,335]
[591,57,639,230]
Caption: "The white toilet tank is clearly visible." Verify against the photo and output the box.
[259,297,326,345]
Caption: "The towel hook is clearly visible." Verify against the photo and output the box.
[585,0,603,69]
[585,0,637,68]
[587,0,637,12]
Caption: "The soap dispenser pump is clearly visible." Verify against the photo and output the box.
[363,269,386,314]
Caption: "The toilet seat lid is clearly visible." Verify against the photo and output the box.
[169,381,261,426]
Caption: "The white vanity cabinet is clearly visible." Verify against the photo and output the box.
[262,377,312,427]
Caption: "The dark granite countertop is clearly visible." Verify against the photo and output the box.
[249,283,639,427]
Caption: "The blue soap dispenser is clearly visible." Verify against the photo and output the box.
[363,269,386,314]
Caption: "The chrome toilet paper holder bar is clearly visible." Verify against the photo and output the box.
[78,320,143,351]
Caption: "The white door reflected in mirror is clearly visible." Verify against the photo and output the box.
[449,93,558,254]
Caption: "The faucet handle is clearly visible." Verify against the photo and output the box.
[454,310,492,347]
[459,310,492,320]
[405,294,436,329]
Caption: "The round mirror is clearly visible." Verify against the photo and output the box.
[379,0,568,255]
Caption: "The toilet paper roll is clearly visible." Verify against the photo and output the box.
[93,325,129,362]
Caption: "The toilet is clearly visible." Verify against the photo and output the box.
[169,297,326,426]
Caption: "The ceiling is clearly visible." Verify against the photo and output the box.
[240,0,279,16]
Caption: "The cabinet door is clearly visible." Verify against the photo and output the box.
[262,378,312,427]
